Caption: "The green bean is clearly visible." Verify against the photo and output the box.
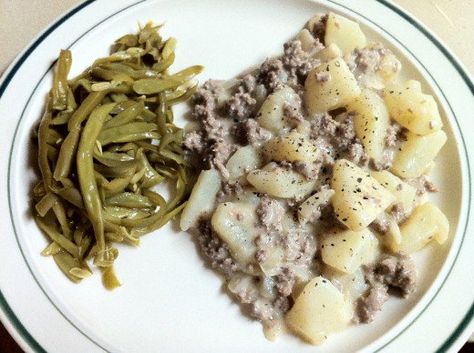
[170,65,204,82]
[104,206,150,220]
[101,266,121,290]
[152,52,175,73]
[91,67,134,84]
[104,101,144,129]
[77,103,115,257]
[69,267,92,279]
[132,77,182,95]
[115,33,138,47]
[35,215,79,258]
[101,63,158,79]
[104,221,139,245]
[38,103,58,191]
[161,37,176,60]
[133,65,203,95]
[105,192,152,208]
[94,244,118,268]
[166,166,188,211]
[140,106,157,121]
[156,93,168,134]
[94,163,137,178]
[94,151,135,168]
[41,242,62,256]
[136,148,164,188]
[54,91,107,181]
[52,200,72,239]
[56,187,84,209]
[53,250,82,283]
[52,50,72,111]
[131,202,186,237]
[35,192,58,217]
[109,93,129,102]
[110,100,135,114]
[166,83,198,106]
[78,235,92,259]
[33,21,202,289]
[33,182,46,199]
[51,111,72,125]
[98,122,158,145]
[142,189,166,208]
[73,223,87,246]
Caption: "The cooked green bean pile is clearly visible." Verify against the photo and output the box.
[32,23,202,289]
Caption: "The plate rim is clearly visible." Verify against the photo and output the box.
[0,0,472,352]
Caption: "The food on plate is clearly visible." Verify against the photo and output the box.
[181,12,449,344]
[32,23,202,288]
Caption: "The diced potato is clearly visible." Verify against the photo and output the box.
[324,267,368,302]
[384,80,443,135]
[180,169,221,231]
[314,43,343,62]
[286,276,352,345]
[384,215,402,253]
[257,86,299,134]
[347,89,390,162]
[371,170,417,214]
[321,228,378,273]
[211,201,258,264]
[259,247,285,276]
[226,145,261,182]
[263,131,320,163]
[377,51,401,82]
[297,29,317,52]
[325,12,367,55]
[247,164,316,199]
[298,188,335,224]
[391,130,447,179]
[331,159,395,231]
[397,202,450,254]
[304,58,361,114]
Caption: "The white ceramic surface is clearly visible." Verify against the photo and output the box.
[0,1,472,352]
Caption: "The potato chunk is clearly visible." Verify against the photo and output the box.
[257,85,299,133]
[226,145,261,182]
[371,170,417,215]
[347,89,390,163]
[331,159,395,231]
[298,188,335,224]
[180,169,221,231]
[247,164,316,199]
[377,51,402,83]
[297,29,317,52]
[391,130,447,179]
[286,276,352,345]
[324,12,367,55]
[304,58,361,114]
[314,43,343,62]
[263,131,320,163]
[321,228,378,273]
[384,80,443,135]
[211,201,258,264]
[397,202,450,254]
[384,215,403,253]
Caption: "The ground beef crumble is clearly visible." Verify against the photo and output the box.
[196,219,238,278]
[355,255,417,323]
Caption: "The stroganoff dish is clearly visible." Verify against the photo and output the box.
[181,13,449,344]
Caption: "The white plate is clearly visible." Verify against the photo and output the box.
[0,0,473,352]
